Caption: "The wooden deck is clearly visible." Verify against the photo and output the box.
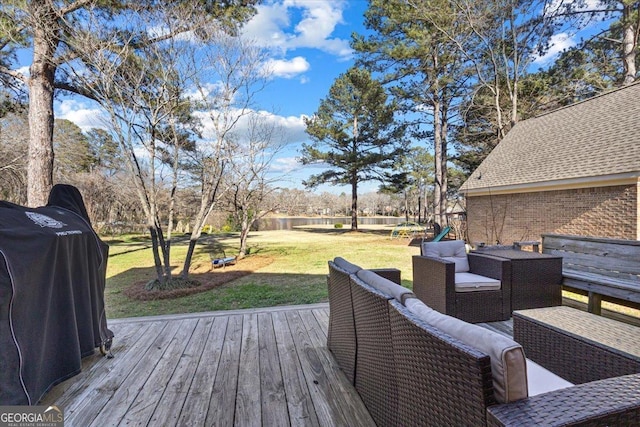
[42,303,375,427]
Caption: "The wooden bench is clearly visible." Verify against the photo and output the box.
[542,233,640,314]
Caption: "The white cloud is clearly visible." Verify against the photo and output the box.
[55,99,107,131]
[17,66,30,77]
[543,0,604,18]
[271,156,302,173]
[242,0,352,59]
[532,33,576,65]
[194,108,308,146]
[263,56,310,78]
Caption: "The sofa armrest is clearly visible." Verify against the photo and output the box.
[412,255,455,314]
[487,373,640,426]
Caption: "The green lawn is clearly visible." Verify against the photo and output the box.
[103,227,419,319]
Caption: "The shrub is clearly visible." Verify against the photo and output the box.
[334,223,343,229]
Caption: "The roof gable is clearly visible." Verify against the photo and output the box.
[461,82,640,193]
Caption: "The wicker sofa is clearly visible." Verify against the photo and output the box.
[327,257,640,426]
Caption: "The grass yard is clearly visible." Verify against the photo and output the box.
[103,227,419,319]
[102,227,640,323]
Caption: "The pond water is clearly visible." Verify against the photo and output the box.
[256,216,405,231]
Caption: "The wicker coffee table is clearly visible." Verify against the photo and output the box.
[513,306,640,384]
[472,249,562,311]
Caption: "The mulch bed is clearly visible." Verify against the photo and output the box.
[124,255,274,301]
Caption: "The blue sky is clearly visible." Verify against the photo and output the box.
[51,0,591,195]
[52,0,371,194]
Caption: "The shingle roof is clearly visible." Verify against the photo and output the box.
[460,82,640,193]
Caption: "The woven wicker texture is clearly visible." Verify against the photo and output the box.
[388,300,495,426]
[327,262,357,384]
[514,307,640,384]
[487,373,640,426]
[351,276,398,427]
[474,249,563,310]
[412,253,511,323]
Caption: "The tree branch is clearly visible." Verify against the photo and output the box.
[0,65,28,84]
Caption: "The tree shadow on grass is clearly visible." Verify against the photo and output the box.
[118,254,275,301]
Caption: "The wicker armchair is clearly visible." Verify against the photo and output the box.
[413,240,512,323]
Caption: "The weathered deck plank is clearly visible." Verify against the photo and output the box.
[41,303,513,426]
[258,312,289,427]
[235,313,261,427]
[271,311,320,427]
[297,309,374,427]
[148,317,214,426]
[208,314,242,426]
[177,316,228,426]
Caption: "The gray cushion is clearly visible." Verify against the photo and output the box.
[423,240,470,272]
[404,297,434,316]
[357,269,413,302]
[333,257,361,274]
[405,298,528,404]
[454,272,501,292]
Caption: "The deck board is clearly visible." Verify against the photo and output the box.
[235,313,261,426]
[178,316,228,427]
[258,312,289,427]
[43,304,374,427]
[272,311,320,427]
[209,314,242,427]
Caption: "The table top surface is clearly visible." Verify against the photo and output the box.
[473,249,560,260]
[515,306,640,358]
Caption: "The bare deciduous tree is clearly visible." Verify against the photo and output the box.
[225,112,286,258]
[0,0,256,206]
[179,30,271,277]
[73,8,203,286]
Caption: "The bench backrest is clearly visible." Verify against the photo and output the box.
[542,234,640,281]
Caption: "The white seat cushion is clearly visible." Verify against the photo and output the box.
[423,240,470,272]
[454,272,501,292]
[526,359,573,396]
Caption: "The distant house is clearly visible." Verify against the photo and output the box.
[460,82,640,245]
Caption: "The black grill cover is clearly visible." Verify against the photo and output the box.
[0,184,113,405]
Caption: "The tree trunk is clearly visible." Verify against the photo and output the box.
[182,239,198,280]
[494,79,505,141]
[149,226,165,283]
[622,4,638,85]
[440,113,448,226]
[27,4,58,207]
[404,190,409,222]
[433,95,445,227]
[181,199,208,279]
[239,216,251,258]
[351,176,358,230]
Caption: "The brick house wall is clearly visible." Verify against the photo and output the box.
[466,184,639,245]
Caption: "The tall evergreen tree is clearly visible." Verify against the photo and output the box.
[545,0,639,85]
[353,0,467,226]
[301,67,406,230]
